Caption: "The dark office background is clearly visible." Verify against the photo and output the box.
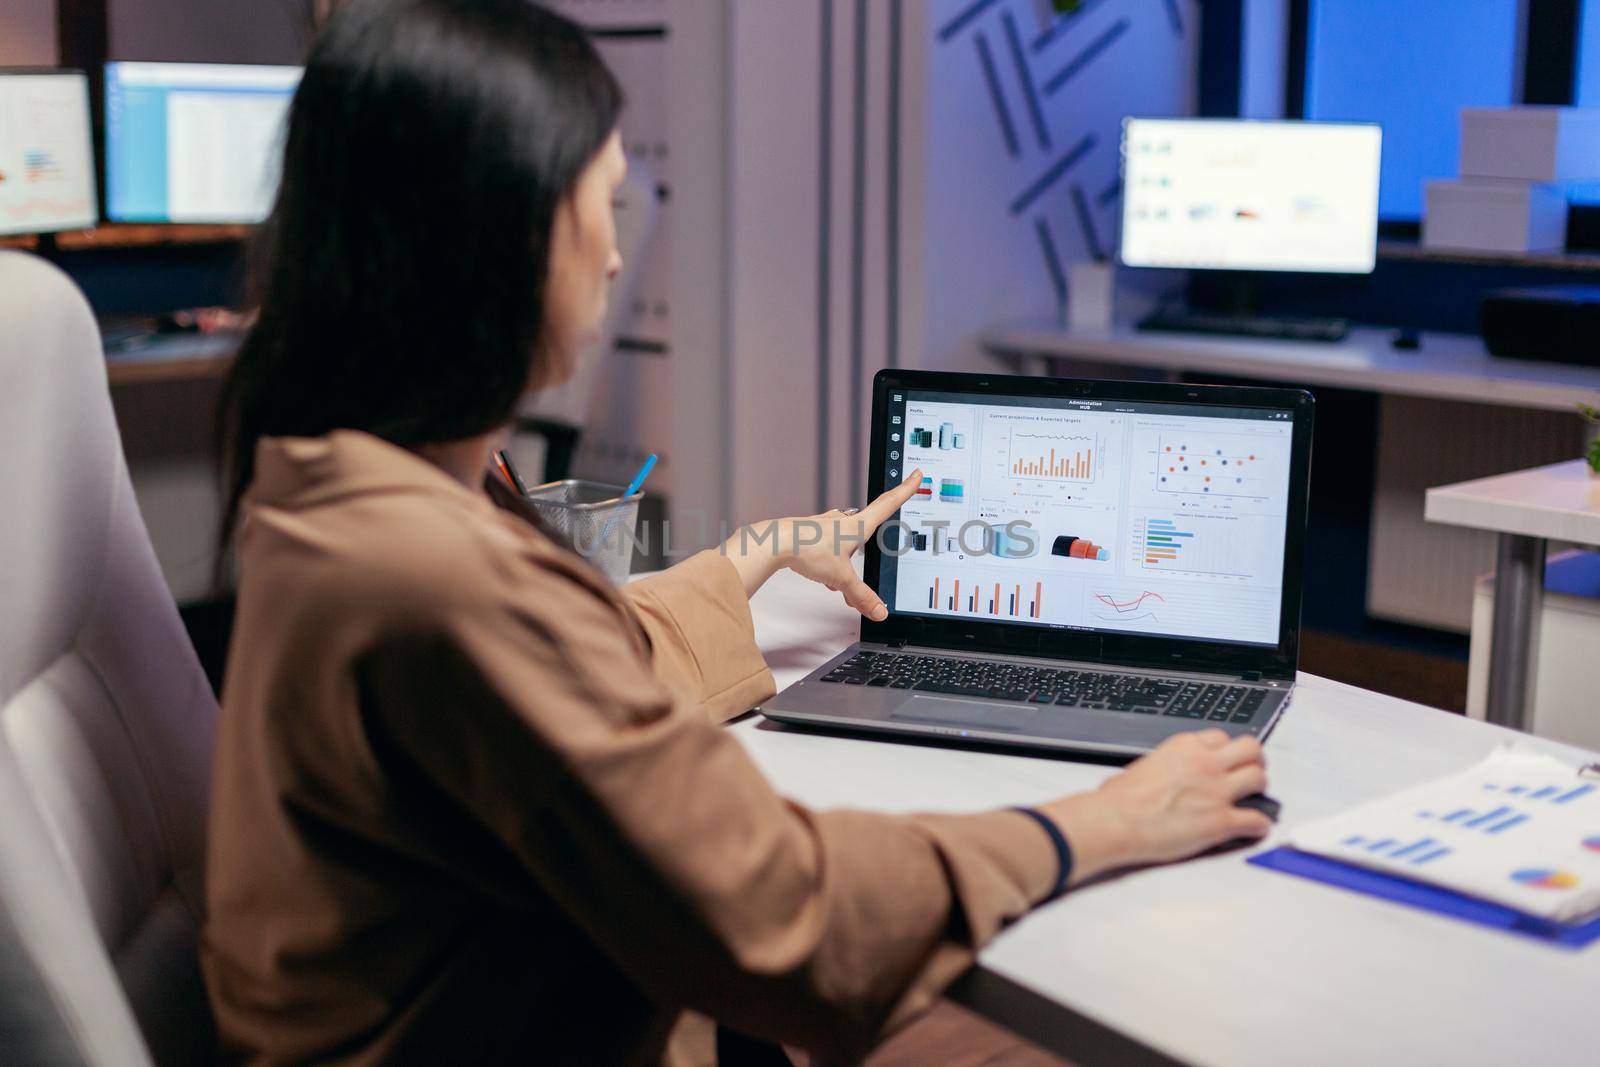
[10,0,1599,711]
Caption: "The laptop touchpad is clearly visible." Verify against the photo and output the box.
[891,697,1035,733]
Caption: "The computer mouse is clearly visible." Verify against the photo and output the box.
[1391,328,1420,350]
[1235,793,1281,822]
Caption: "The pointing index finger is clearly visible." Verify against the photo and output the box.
[860,468,923,531]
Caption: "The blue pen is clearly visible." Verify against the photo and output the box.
[623,453,658,498]
[598,453,656,556]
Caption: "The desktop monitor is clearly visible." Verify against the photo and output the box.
[105,61,302,225]
[1119,118,1383,275]
[0,70,98,237]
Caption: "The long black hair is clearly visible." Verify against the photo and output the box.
[217,0,622,557]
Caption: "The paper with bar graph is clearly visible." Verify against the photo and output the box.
[1289,748,1600,922]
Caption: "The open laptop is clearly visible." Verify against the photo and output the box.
[758,369,1314,757]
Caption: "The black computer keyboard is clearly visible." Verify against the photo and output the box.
[1137,310,1349,343]
[819,650,1269,724]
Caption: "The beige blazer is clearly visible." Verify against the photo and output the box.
[201,430,1054,1066]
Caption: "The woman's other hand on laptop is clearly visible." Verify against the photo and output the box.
[722,469,924,620]
[1039,730,1271,887]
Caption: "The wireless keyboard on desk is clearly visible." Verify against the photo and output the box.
[1137,310,1350,342]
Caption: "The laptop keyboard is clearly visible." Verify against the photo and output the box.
[818,650,1269,724]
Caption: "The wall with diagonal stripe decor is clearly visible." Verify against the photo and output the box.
[553,1,1202,552]
[914,0,1196,376]
[761,1,1194,537]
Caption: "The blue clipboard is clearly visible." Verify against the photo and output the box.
[1249,846,1600,950]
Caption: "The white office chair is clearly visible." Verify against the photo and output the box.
[0,251,219,1066]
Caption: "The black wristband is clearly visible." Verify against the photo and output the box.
[1012,807,1074,901]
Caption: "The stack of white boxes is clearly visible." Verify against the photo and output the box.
[1423,107,1600,254]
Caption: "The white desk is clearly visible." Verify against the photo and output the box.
[983,323,1600,411]
[1426,460,1600,731]
[737,565,1600,1067]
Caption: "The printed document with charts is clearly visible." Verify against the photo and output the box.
[1288,748,1600,922]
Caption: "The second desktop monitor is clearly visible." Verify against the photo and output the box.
[1119,118,1383,275]
[105,61,302,225]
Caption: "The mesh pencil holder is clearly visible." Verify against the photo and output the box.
[521,479,643,585]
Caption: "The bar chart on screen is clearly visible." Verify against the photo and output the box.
[893,566,1076,624]
[1132,512,1280,582]
[920,574,1050,619]
[983,409,1121,504]
[1139,516,1194,567]
[1006,432,1098,482]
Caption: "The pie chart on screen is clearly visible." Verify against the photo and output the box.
[1512,869,1580,889]
[1583,836,1600,853]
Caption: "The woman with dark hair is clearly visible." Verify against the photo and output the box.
[202,2,1271,1064]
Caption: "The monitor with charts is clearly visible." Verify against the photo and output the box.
[105,61,302,225]
[1119,117,1383,275]
[0,70,97,237]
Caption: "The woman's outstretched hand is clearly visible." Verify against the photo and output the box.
[721,469,924,615]
[785,468,924,619]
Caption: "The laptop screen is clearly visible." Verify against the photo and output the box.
[875,388,1297,648]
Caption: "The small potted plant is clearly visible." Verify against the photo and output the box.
[1583,403,1600,475]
